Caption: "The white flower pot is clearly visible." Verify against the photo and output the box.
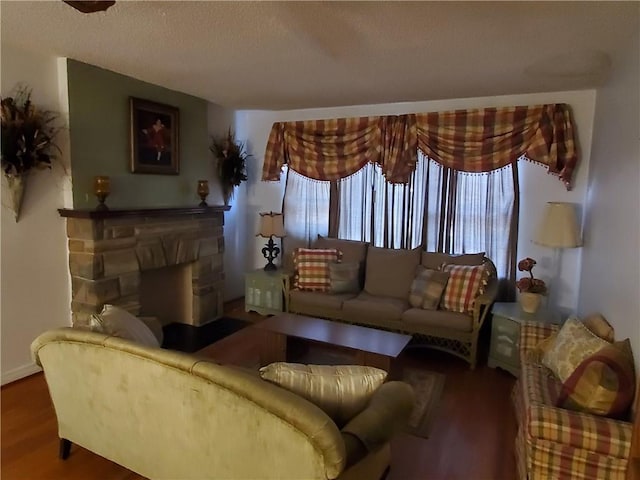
[519,292,542,314]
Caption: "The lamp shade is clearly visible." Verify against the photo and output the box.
[534,202,581,248]
[257,212,286,238]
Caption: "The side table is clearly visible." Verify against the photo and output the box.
[245,269,291,316]
[488,302,562,377]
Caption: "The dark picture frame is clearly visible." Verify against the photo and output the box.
[130,97,179,174]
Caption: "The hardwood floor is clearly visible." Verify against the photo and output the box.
[1,302,517,480]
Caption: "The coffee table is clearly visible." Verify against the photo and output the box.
[254,313,412,374]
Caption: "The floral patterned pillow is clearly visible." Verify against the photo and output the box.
[542,316,610,382]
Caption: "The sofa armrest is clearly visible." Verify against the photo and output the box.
[528,402,633,459]
[341,381,414,455]
[471,278,498,331]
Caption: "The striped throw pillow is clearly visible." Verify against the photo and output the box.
[409,266,450,310]
[294,248,341,291]
[441,264,487,313]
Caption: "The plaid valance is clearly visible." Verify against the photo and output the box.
[262,104,578,189]
[416,104,578,189]
[262,116,417,183]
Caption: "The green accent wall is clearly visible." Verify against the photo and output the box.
[67,59,212,208]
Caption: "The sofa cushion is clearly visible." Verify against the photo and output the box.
[542,316,610,383]
[364,246,420,300]
[89,304,160,348]
[441,264,487,313]
[293,248,342,291]
[557,338,636,418]
[342,292,408,323]
[315,236,368,289]
[314,236,368,264]
[259,362,387,426]
[329,262,360,294]
[289,290,357,311]
[401,308,473,333]
[408,266,450,310]
[421,251,485,270]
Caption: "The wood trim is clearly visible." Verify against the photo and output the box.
[58,205,230,219]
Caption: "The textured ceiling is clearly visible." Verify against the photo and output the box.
[1,1,637,110]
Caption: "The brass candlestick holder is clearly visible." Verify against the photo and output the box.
[93,176,110,211]
[197,180,209,206]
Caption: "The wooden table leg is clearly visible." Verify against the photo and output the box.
[260,331,287,366]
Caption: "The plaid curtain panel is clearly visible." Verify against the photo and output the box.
[263,117,381,182]
[262,115,418,184]
[263,104,578,189]
[293,248,341,292]
[441,264,487,313]
[416,104,578,189]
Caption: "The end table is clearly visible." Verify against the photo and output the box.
[245,269,291,315]
[488,302,562,377]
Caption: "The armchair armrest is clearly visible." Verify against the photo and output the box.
[341,381,414,456]
[519,321,559,357]
[472,278,498,331]
[529,402,632,458]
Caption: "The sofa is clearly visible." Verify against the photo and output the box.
[287,236,498,369]
[513,321,634,480]
[31,327,414,480]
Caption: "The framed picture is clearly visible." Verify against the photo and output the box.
[130,97,179,174]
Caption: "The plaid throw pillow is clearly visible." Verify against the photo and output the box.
[294,248,341,291]
[409,266,450,310]
[441,264,487,313]
[557,338,636,418]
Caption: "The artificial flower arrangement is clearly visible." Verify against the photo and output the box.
[516,257,547,295]
[1,84,60,221]
[209,129,249,205]
[1,84,60,176]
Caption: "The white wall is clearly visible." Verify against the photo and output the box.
[579,27,640,370]
[236,89,596,312]
[1,45,73,384]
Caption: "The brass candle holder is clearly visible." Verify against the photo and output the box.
[197,180,209,206]
[93,175,110,211]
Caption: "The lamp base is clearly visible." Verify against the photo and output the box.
[261,237,281,272]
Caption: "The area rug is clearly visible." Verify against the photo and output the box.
[402,368,446,439]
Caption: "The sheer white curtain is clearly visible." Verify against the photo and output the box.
[421,154,518,283]
[282,168,330,255]
[337,160,427,249]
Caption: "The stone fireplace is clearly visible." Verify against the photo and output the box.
[58,206,229,327]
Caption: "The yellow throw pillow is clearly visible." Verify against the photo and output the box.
[259,362,387,426]
[542,316,610,383]
[557,339,636,418]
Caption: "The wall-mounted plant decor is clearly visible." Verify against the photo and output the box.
[210,129,249,205]
[1,84,60,221]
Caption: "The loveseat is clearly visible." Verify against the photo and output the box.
[31,327,414,480]
[513,321,634,480]
[287,236,498,369]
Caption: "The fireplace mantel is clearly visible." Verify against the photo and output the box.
[58,205,230,219]
[58,205,229,327]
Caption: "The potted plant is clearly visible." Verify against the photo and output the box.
[1,84,60,221]
[209,129,249,206]
[516,257,547,313]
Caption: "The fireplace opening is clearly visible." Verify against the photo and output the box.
[140,264,193,326]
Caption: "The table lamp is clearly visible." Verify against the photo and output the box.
[257,212,286,271]
[533,202,582,307]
